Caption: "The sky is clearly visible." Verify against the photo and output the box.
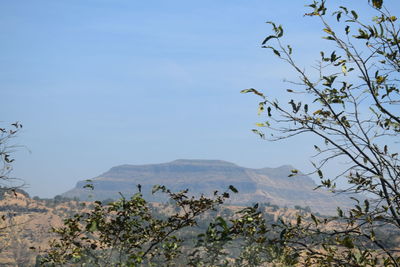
[1,1,394,197]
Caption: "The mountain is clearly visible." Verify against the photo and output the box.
[62,159,353,215]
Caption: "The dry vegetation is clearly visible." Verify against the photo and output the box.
[0,192,85,266]
[0,192,309,266]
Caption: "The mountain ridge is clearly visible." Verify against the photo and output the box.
[63,159,351,215]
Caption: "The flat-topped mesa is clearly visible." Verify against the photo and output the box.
[171,159,240,166]
[98,160,245,182]
[63,159,353,215]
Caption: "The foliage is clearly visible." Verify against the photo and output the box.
[189,204,299,267]
[41,185,310,267]
[41,186,237,266]
[0,122,23,189]
[242,0,400,265]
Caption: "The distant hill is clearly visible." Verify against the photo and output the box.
[63,159,354,215]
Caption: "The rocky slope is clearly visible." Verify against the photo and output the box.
[0,191,83,266]
[63,159,354,215]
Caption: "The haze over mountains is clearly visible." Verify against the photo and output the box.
[63,159,353,215]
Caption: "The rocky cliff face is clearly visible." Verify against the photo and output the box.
[63,159,353,215]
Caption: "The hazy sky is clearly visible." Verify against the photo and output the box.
[1,1,391,197]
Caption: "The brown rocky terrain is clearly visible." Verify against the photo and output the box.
[0,192,84,266]
[0,189,309,266]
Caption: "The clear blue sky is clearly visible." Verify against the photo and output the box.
[1,1,391,197]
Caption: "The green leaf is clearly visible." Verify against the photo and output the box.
[322,36,335,41]
[372,0,383,9]
[262,35,277,45]
[88,221,97,232]
[351,10,358,20]
[277,25,284,37]
[313,145,321,152]
[252,129,265,139]
[258,102,264,115]
[83,182,94,190]
[152,185,161,194]
[354,29,369,39]
[341,65,347,75]
[345,25,350,35]
[240,88,265,98]
[216,216,229,231]
[335,11,342,22]
[341,236,354,249]
[289,169,298,178]
[376,75,386,84]
[272,48,281,57]
[262,45,281,57]
[337,207,344,217]
[229,185,238,193]
[287,45,293,55]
